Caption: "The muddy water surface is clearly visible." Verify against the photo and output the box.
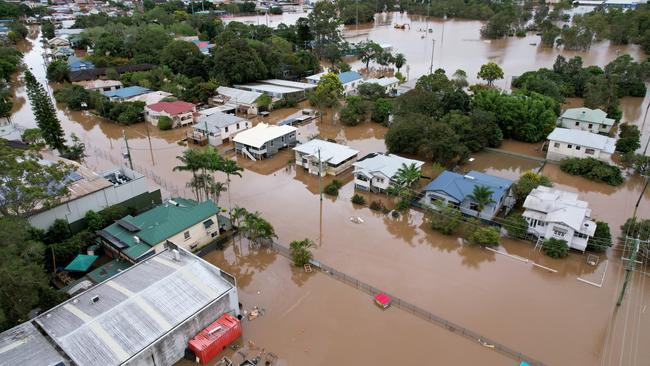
[9,22,650,366]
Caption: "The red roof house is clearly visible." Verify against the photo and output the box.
[145,101,197,129]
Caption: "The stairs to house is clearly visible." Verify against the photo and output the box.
[242,147,256,161]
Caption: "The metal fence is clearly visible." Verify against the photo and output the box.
[269,241,547,366]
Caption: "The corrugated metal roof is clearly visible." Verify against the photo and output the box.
[217,86,262,105]
[293,139,359,165]
[423,170,513,203]
[0,322,68,366]
[102,86,151,99]
[233,123,297,149]
[100,198,219,260]
[547,127,616,153]
[560,107,614,126]
[194,111,247,133]
[34,248,234,366]
[352,153,424,180]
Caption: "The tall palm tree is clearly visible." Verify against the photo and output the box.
[393,53,406,73]
[174,149,204,201]
[467,185,495,218]
[208,181,227,205]
[241,211,276,246]
[219,158,243,219]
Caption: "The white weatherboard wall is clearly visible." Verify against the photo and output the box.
[28,171,149,229]
[151,215,220,254]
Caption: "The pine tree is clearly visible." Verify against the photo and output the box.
[24,70,67,152]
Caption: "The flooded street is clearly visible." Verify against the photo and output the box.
[8,17,650,365]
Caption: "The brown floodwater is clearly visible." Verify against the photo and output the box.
[177,240,512,366]
[9,23,650,366]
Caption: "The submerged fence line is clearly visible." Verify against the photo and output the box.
[269,241,547,366]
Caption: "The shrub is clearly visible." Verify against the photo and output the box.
[469,226,501,247]
[559,157,624,186]
[340,96,367,126]
[324,182,340,196]
[504,213,529,239]
[542,238,569,258]
[395,199,411,211]
[157,116,173,130]
[369,200,384,211]
[46,59,69,82]
[290,238,314,267]
[429,203,463,235]
[588,221,612,252]
[371,98,392,124]
[351,194,366,205]
[512,171,552,202]
[273,97,298,109]
[616,124,640,154]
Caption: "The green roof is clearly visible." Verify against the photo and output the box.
[101,198,219,260]
[64,254,98,272]
[560,107,614,126]
[87,259,132,283]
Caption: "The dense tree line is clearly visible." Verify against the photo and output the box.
[513,55,650,120]
[0,47,21,118]
[386,69,508,164]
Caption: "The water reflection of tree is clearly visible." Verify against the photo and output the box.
[383,210,419,246]
[290,265,315,287]
[458,244,496,269]
[218,238,279,289]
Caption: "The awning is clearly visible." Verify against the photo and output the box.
[203,219,214,228]
[64,254,99,272]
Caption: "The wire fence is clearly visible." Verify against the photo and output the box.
[269,241,547,366]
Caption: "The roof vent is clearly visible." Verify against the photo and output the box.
[168,199,178,206]
[172,249,181,262]
[463,175,475,180]
[90,295,100,304]
[134,236,140,244]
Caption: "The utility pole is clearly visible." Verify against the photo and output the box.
[618,237,640,306]
[122,129,133,170]
[318,148,323,202]
[144,120,154,166]
[429,39,435,75]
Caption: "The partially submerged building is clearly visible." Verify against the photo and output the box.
[293,139,359,176]
[102,86,151,102]
[557,107,614,135]
[233,123,297,160]
[421,170,515,220]
[234,79,315,101]
[0,246,240,366]
[98,198,221,263]
[306,71,363,96]
[352,153,424,193]
[192,111,251,146]
[73,79,123,93]
[361,77,400,96]
[546,127,616,163]
[213,86,262,115]
[145,101,197,128]
[522,186,596,251]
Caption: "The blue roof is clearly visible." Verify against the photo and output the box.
[338,71,363,84]
[67,55,94,71]
[102,86,151,99]
[423,170,513,203]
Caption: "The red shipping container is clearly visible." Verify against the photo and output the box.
[189,313,242,364]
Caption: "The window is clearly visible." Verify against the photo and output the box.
[588,124,593,129]
[567,144,572,148]
[270,140,274,147]
[574,231,588,239]
[184,231,191,240]
[585,148,595,155]
[529,219,538,227]
[575,121,579,126]
[236,123,240,129]
[553,227,566,237]
[470,202,480,211]
[225,126,229,133]
[553,142,560,148]
[576,146,581,150]
[376,177,384,183]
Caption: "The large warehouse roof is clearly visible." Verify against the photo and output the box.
[33,248,234,366]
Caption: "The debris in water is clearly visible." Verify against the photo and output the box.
[257,290,262,295]
[349,216,364,224]
[248,308,260,321]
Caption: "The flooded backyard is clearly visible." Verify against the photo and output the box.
[7,15,650,366]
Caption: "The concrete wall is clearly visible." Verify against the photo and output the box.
[126,290,238,366]
[28,176,151,230]
[547,140,612,162]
